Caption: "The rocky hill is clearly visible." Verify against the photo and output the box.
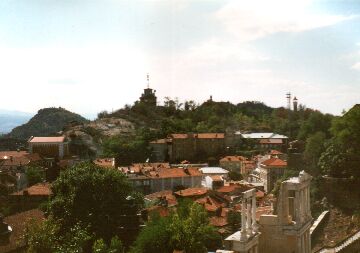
[8,107,88,140]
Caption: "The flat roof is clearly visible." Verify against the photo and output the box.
[29,136,65,143]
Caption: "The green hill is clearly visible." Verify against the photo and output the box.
[8,107,88,140]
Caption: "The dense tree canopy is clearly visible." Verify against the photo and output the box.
[130,201,222,253]
[319,105,360,177]
[47,162,143,242]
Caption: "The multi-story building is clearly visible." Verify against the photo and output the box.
[258,157,287,193]
[236,132,288,150]
[151,133,226,163]
[28,136,69,159]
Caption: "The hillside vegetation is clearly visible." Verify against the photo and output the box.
[8,107,88,140]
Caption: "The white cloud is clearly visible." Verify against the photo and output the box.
[0,45,149,114]
[215,0,352,41]
[352,62,360,71]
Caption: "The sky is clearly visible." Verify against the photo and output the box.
[0,0,360,118]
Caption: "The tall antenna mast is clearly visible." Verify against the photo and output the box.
[146,73,150,88]
[286,92,291,110]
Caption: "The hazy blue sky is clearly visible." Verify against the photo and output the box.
[0,0,359,117]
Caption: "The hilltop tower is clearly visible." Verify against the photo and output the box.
[293,97,298,112]
[139,73,157,106]
[286,92,291,110]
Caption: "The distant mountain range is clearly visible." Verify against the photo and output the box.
[0,110,33,134]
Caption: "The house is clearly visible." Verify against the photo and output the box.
[10,183,51,211]
[0,151,44,191]
[219,155,246,173]
[236,132,288,150]
[122,163,203,194]
[150,133,226,163]
[204,175,225,190]
[199,167,229,177]
[149,139,168,162]
[28,136,69,159]
[258,157,287,193]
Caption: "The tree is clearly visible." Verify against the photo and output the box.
[25,219,92,253]
[227,210,242,232]
[319,105,360,177]
[303,131,326,175]
[26,165,45,186]
[48,162,143,242]
[228,171,243,181]
[131,202,221,253]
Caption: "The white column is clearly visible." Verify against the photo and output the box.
[252,194,258,233]
[240,198,247,241]
[247,199,252,236]
[307,187,311,217]
[295,191,300,223]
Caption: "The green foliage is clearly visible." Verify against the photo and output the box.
[228,170,243,181]
[9,107,88,140]
[319,105,360,177]
[92,237,125,253]
[227,210,242,232]
[303,132,326,175]
[102,128,154,165]
[130,202,221,253]
[25,219,92,253]
[48,162,143,242]
[26,165,45,186]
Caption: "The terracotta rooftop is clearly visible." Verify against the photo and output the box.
[216,184,251,194]
[0,151,42,167]
[29,136,66,143]
[170,133,224,139]
[146,205,170,217]
[261,158,287,167]
[175,187,208,197]
[11,183,51,196]
[220,155,246,162]
[0,209,45,253]
[209,216,228,227]
[269,150,283,155]
[210,175,223,182]
[93,158,115,169]
[195,196,224,212]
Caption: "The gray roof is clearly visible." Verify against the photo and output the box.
[236,132,288,139]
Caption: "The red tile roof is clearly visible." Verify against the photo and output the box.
[170,134,188,139]
[209,216,228,227]
[11,183,51,196]
[196,196,224,212]
[170,133,224,139]
[210,175,223,182]
[220,155,246,162]
[93,158,114,169]
[216,184,251,194]
[269,150,283,155]
[146,205,170,217]
[29,136,65,143]
[261,158,287,167]
[175,187,208,197]
[0,151,43,167]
